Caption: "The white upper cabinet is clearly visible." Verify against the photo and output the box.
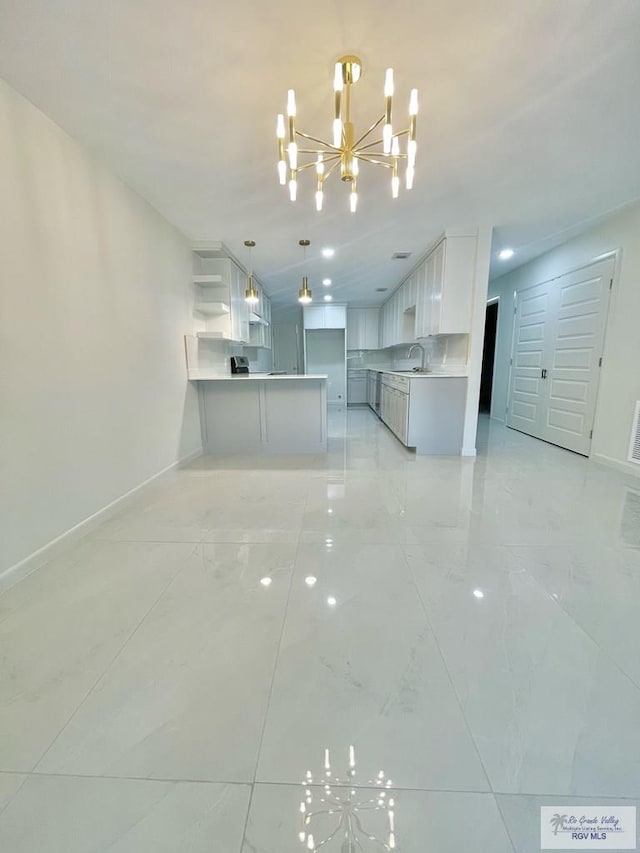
[304,305,346,329]
[347,308,379,349]
[415,236,476,337]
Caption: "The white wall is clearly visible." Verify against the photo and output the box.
[488,201,640,475]
[0,79,202,574]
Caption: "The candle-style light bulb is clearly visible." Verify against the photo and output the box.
[406,167,414,190]
[383,123,393,154]
[288,141,298,170]
[407,139,417,168]
[287,89,297,117]
[333,118,342,148]
[384,68,394,97]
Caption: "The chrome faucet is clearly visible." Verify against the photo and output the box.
[407,343,428,371]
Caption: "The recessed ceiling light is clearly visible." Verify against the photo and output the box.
[260,577,272,587]
[498,248,514,260]
[472,589,484,599]
[321,247,335,258]
[322,278,332,286]
[324,294,333,302]
[327,595,337,607]
[305,576,317,587]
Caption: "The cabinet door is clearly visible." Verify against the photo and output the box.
[324,305,346,328]
[364,309,379,348]
[347,309,362,348]
[230,263,245,342]
[303,306,325,329]
[439,236,476,334]
[398,392,409,444]
[414,263,425,338]
[429,241,445,336]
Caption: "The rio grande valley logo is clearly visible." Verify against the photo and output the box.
[541,806,636,850]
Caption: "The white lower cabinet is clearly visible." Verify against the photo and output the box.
[347,370,368,405]
[379,373,467,455]
[381,375,409,444]
[366,372,375,408]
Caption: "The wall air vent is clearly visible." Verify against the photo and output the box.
[391,252,412,260]
[629,401,640,464]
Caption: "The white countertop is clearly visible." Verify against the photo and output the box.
[355,368,468,379]
[188,370,328,381]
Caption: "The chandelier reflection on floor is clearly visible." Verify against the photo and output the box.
[298,746,396,851]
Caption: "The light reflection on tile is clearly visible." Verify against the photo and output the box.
[244,783,513,853]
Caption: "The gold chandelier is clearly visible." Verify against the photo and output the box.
[276,55,418,212]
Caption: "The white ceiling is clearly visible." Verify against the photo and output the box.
[1,0,640,306]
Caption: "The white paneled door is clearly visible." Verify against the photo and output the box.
[507,258,614,455]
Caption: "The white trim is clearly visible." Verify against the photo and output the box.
[485,295,500,418]
[591,452,640,479]
[0,446,203,591]
[461,446,477,457]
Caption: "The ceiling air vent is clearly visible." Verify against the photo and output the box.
[391,252,412,260]
[376,288,388,292]
[629,401,640,465]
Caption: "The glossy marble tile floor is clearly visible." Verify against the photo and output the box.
[1,408,639,852]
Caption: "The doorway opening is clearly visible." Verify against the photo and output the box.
[479,299,499,414]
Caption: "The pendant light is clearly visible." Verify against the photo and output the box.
[244,240,259,304]
[298,239,313,304]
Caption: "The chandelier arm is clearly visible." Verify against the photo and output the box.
[295,129,340,151]
[354,138,384,151]
[352,114,385,149]
[356,155,395,169]
[322,159,343,180]
[357,152,407,159]
[313,814,347,850]
[295,161,327,173]
[297,150,342,157]
[352,813,390,851]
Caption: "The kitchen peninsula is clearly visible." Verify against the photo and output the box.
[189,371,328,454]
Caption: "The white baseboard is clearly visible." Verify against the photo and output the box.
[0,446,203,591]
[591,452,640,479]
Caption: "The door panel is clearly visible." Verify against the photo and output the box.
[507,282,550,436]
[541,259,613,454]
[507,258,613,455]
